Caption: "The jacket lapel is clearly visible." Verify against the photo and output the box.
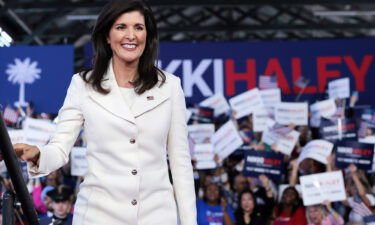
[132,81,170,118]
[87,61,136,124]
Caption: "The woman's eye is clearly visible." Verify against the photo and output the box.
[116,26,125,30]
[135,26,144,31]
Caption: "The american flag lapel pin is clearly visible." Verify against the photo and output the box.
[147,96,154,100]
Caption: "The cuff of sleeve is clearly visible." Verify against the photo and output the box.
[27,146,48,178]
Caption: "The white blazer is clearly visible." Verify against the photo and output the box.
[28,60,197,225]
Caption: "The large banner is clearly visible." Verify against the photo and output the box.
[0,45,74,113]
[155,38,375,107]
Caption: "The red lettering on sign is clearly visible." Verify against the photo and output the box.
[317,56,342,92]
[344,55,374,91]
[225,59,256,96]
[264,158,281,166]
[264,58,291,94]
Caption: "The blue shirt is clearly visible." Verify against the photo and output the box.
[197,198,236,225]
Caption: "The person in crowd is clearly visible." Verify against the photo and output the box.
[343,164,375,224]
[272,186,307,225]
[197,182,236,225]
[39,186,74,225]
[5,0,196,224]
[223,174,248,211]
[306,201,344,225]
[234,175,274,225]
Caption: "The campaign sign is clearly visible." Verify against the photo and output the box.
[335,141,374,170]
[7,129,25,144]
[211,120,243,160]
[197,106,214,123]
[199,93,230,117]
[70,147,88,176]
[23,117,56,146]
[274,102,308,125]
[300,171,346,206]
[229,88,264,119]
[243,150,284,182]
[328,77,350,100]
[310,99,337,119]
[260,88,281,116]
[252,108,270,132]
[298,140,334,164]
[187,124,215,144]
[193,144,216,170]
[274,130,300,156]
[320,118,357,142]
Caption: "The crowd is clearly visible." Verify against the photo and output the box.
[1,79,375,225]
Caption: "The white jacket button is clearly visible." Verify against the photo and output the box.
[131,169,137,175]
[131,199,137,205]
[130,138,136,144]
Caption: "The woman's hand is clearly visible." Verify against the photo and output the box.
[0,144,40,164]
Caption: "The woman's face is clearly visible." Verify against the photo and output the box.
[240,193,254,213]
[107,10,147,66]
[282,188,298,205]
[307,206,324,224]
[205,184,220,203]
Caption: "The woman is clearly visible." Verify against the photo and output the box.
[196,183,236,225]
[235,189,273,225]
[344,164,375,224]
[272,186,307,225]
[306,201,344,225]
[10,0,197,224]
[235,175,275,225]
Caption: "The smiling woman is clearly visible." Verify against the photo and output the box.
[11,0,197,225]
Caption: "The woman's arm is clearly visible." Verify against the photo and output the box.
[167,76,197,225]
[348,164,372,207]
[27,74,84,177]
[222,199,236,225]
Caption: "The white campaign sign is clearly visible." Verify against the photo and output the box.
[300,171,346,206]
[310,99,337,119]
[253,108,270,132]
[70,147,88,176]
[187,124,215,144]
[274,130,300,155]
[328,77,350,99]
[261,129,300,155]
[298,140,334,164]
[200,93,230,117]
[193,144,216,170]
[211,120,243,160]
[260,88,281,115]
[7,129,26,144]
[23,117,57,145]
[274,102,308,125]
[229,88,264,119]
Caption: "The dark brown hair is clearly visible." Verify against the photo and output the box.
[81,0,165,94]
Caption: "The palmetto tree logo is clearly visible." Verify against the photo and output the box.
[6,57,41,107]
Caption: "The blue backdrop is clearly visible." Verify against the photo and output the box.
[1,38,375,114]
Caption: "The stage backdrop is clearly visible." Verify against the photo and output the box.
[0,45,74,113]
[87,38,375,108]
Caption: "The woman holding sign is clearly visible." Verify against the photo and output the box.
[6,0,197,224]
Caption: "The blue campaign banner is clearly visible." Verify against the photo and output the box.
[320,118,357,142]
[335,141,374,170]
[243,149,284,182]
[0,45,74,113]
[156,38,375,107]
[85,38,375,107]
